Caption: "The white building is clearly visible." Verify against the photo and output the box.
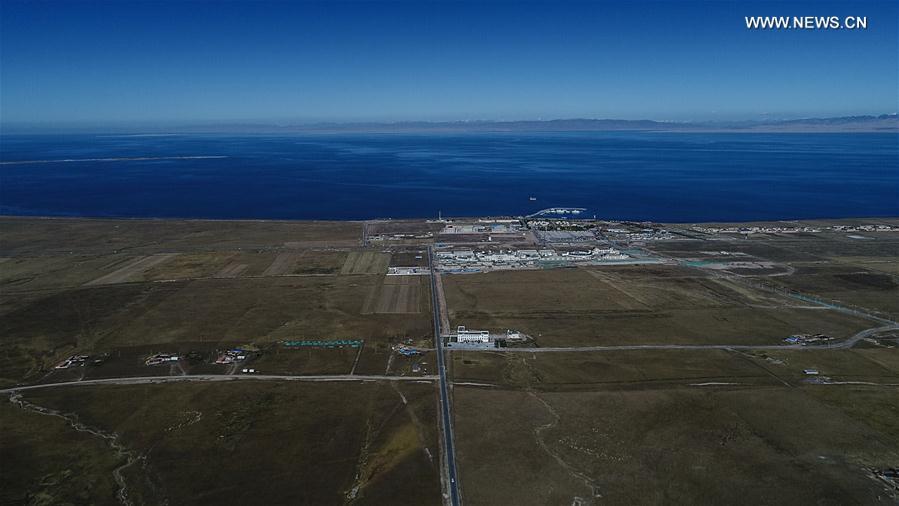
[456,325,490,343]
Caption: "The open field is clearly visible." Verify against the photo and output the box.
[0,217,362,256]
[351,345,435,376]
[453,345,899,505]
[362,275,425,314]
[366,220,443,236]
[451,349,782,390]
[442,266,874,347]
[261,251,300,276]
[2,216,897,504]
[0,253,184,292]
[0,275,433,385]
[769,263,899,318]
[213,262,248,278]
[388,250,429,268]
[450,347,899,390]
[341,251,391,275]
[1,395,122,505]
[250,345,359,375]
[0,219,430,386]
[5,381,442,505]
[455,384,899,505]
[645,228,899,319]
[85,254,180,285]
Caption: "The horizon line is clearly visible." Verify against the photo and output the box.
[2,113,897,135]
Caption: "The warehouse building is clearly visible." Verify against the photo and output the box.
[455,325,490,343]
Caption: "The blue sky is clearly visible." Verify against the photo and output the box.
[1,0,896,126]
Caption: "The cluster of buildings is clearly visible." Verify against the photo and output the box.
[698,250,749,257]
[215,348,248,365]
[393,344,422,356]
[440,222,524,235]
[454,326,526,345]
[55,354,90,369]
[145,353,179,366]
[604,227,674,242]
[830,224,899,232]
[535,229,596,243]
[369,232,434,242]
[54,353,110,369]
[692,225,823,235]
[281,339,363,349]
[694,223,899,236]
[435,246,628,271]
[784,333,834,345]
[387,266,428,276]
[527,219,591,231]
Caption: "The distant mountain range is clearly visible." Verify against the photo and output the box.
[4,114,897,134]
[172,114,898,133]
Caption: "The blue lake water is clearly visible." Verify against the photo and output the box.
[0,132,896,222]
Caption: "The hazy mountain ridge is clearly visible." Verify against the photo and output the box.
[148,114,899,133]
[3,114,896,134]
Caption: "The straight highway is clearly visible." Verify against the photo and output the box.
[428,246,462,506]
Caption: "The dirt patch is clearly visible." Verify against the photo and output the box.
[85,254,178,286]
[262,252,299,276]
[341,251,391,275]
[213,263,248,279]
[362,276,422,314]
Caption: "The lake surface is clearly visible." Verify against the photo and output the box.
[1,132,897,222]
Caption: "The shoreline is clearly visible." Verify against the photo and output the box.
[1,214,897,226]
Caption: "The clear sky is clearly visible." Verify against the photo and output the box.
[1,0,896,127]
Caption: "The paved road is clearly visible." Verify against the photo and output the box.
[0,373,437,394]
[434,272,452,334]
[429,246,462,506]
[447,325,898,353]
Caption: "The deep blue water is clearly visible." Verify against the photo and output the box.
[1,132,897,222]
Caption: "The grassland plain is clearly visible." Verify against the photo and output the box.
[0,217,362,255]
[0,219,432,386]
[362,275,426,314]
[451,348,899,390]
[6,381,442,505]
[644,227,899,320]
[441,266,873,347]
[388,250,429,268]
[0,274,433,385]
[1,397,122,505]
[3,216,898,505]
[452,348,899,505]
[341,251,392,275]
